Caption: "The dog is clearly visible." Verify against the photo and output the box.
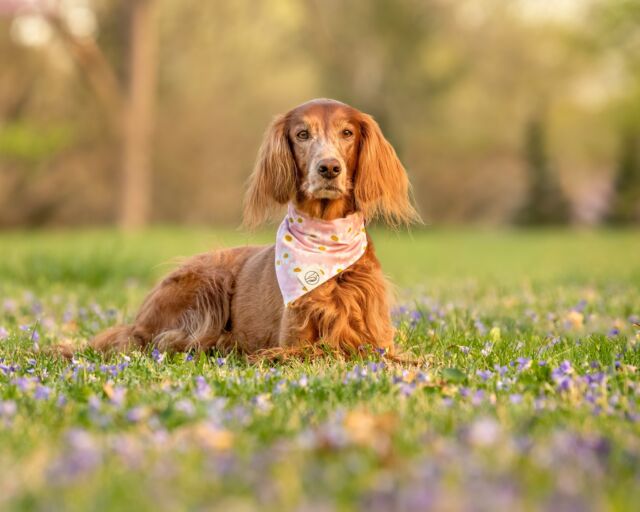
[86,98,418,357]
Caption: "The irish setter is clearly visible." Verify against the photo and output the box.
[87,99,418,356]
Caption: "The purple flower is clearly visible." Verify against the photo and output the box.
[216,357,226,366]
[194,376,211,400]
[0,400,17,418]
[398,383,415,396]
[175,399,196,416]
[49,429,102,483]
[13,376,36,392]
[476,369,493,381]
[109,386,127,407]
[494,364,508,377]
[0,326,9,340]
[573,300,587,313]
[474,320,488,335]
[516,358,531,372]
[126,406,148,423]
[471,390,485,406]
[509,393,523,404]
[151,349,165,363]
[551,361,574,390]
[34,385,52,400]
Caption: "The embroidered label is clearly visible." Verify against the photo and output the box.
[297,267,323,289]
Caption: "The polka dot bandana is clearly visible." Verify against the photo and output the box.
[275,204,367,306]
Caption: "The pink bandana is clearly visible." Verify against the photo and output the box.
[275,204,367,306]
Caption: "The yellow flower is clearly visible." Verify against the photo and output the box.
[565,310,584,330]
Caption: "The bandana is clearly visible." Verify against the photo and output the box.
[275,204,367,306]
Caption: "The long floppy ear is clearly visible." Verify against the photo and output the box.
[243,114,297,229]
[355,114,420,226]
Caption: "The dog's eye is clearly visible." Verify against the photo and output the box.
[297,130,309,140]
[342,129,353,137]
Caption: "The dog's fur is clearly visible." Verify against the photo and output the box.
[87,99,418,356]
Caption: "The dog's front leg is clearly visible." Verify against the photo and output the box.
[277,306,317,349]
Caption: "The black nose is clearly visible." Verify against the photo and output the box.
[317,158,341,180]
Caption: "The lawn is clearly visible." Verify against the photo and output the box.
[1,228,639,511]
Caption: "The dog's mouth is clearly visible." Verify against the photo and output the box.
[311,185,344,199]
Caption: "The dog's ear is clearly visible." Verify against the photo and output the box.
[243,114,297,229]
[355,114,420,226]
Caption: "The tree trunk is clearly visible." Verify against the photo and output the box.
[120,0,157,229]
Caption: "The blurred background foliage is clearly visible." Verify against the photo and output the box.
[0,0,639,228]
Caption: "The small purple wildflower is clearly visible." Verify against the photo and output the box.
[151,349,165,363]
[175,399,196,416]
[509,393,523,405]
[194,376,212,400]
[398,383,415,396]
[573,300,587,313]
[471,390,485,406]
[109,386,127,407]
[516,358,531,372]
[0,400,17,418]
[494,364,508,377]
[476,369,493,381]
[126,406,148,423]
[0,326,8,340]
[551,360,573,391]
[34,385,52,400]
[474,320,488,335]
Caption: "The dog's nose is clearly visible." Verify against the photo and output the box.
[317,158,341,180]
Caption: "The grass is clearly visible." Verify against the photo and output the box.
[1,227,639,511]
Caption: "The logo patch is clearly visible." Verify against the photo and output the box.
[296,266,324,289]
[304,270,320,286]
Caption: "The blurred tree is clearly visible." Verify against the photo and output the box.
[609,130,640,223]
[517,114,570,224]
[1,0,157,229]
[0,0,635,227]
[589,0,640,223]
[120,0,157,229]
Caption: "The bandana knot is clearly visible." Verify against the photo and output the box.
[275,204,367,306]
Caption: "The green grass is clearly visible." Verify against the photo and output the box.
[1,228,639,511]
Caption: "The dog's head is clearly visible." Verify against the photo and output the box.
[243,98,419,228]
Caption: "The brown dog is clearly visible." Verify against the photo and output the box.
[88,99,418,356]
